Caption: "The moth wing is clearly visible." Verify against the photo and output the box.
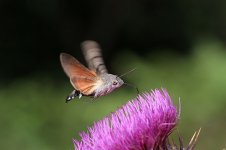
[60,53,97,78]
[81,40,108,74]
[71,77,97,95]
[60,53,97,94]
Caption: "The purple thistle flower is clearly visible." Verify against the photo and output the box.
[74,89,179,150]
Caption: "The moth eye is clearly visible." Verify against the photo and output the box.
[112,80,118,85]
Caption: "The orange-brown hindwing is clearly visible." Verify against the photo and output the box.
[60,53,97,95]
[71,77,97,95]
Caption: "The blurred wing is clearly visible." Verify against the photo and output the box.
[81,40,108,74]
[60,53,98,94]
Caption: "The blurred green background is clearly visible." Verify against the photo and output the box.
[1,0,226,149]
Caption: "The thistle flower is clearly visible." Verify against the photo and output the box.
[74,89,180,150]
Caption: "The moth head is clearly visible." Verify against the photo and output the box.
[100,74,123,87]
[112,76,124,87]
[93,74,124,97]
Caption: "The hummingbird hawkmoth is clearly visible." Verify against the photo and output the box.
[60,40,124,103]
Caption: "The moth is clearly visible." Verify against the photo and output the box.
[60,40,124,102]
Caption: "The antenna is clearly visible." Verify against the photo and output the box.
[118,68,136,78]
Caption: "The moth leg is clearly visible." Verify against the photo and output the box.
[90,95,97,101]
[78,93,82,99]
